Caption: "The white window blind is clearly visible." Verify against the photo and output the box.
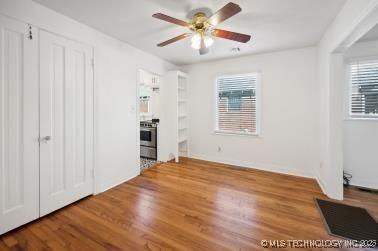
[215,73,259,135]
[349,60,378,118]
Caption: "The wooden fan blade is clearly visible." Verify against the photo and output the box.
[199,38,209,55]
[207,2,241,26]
[157,33,190,47]
[152,13,189,27]
[212,29,251,43]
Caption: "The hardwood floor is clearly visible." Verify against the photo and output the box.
[0,158,377,250]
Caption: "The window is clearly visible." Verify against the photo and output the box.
[215,73,260,135]
[139,97,149,113]
[349,60,378,118]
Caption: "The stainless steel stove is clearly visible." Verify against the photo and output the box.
[140,121,157,160]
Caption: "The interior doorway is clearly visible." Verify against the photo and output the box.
[137,69,162,171]
[341,24,378,192]
[327,9,378,200]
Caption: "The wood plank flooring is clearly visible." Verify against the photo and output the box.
[0,157,377,250]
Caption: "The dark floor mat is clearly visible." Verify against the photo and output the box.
[315,198,378,242]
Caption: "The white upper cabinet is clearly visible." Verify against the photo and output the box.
[140,69,160,87]
[151,75,160,86]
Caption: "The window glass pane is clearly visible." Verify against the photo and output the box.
[216,74,258,134]
[350,60,378,117]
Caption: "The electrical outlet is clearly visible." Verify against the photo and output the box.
[218,147,222,152]
[319,162,323,169]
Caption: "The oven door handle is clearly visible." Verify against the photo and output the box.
[140,128,154,131]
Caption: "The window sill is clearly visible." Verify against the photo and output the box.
[214,130,261,137]
[344,117,378,122]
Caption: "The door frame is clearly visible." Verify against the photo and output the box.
[325,5,378,199]
[136,69,163,167]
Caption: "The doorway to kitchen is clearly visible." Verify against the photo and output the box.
[138,69,162,171]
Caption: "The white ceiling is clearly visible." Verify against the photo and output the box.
[358,24,378,43]
[33,0,346,65]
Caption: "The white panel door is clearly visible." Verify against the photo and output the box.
[40,31,94,216]
[0,16,39,234]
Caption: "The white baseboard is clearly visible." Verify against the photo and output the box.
[189,153,315,179]
[97,155,332,196]
[349,179,378,190]
[98,170,140,194]
[315,172,327,195]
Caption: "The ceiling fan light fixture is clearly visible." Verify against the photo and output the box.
[191,33,214,50]
[191,33,202,50]
[204,36,214,48]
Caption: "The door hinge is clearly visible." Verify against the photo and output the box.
[27,24,33,40]
[91,58,94,67]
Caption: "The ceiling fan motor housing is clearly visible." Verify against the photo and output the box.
[190,12,211,34]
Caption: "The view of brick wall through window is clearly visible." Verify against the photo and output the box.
[218,97,256,132]
[216,74,258,134]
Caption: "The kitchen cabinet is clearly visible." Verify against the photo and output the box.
[140,69,160,87]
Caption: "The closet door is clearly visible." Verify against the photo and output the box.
[0,16,39,234]
[40,31,94,216]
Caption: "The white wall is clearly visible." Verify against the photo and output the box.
[343,40,378,189]
[317,0,378,199]
[0,0,176,193]
[181,47,319,178]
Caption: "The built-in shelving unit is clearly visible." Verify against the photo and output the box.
[164,70,189,162]
[177,71,188,159]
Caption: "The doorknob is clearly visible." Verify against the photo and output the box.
[39,136,51,143]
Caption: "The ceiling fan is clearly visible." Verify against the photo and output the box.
[152,2,251,55]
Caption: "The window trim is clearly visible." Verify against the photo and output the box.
[347,58,378,119]
[214,72,261,136]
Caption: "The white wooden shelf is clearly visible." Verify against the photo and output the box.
[164,70,189,163]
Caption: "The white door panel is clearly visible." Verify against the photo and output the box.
[0,15,39,234]
[40,31,94,216]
